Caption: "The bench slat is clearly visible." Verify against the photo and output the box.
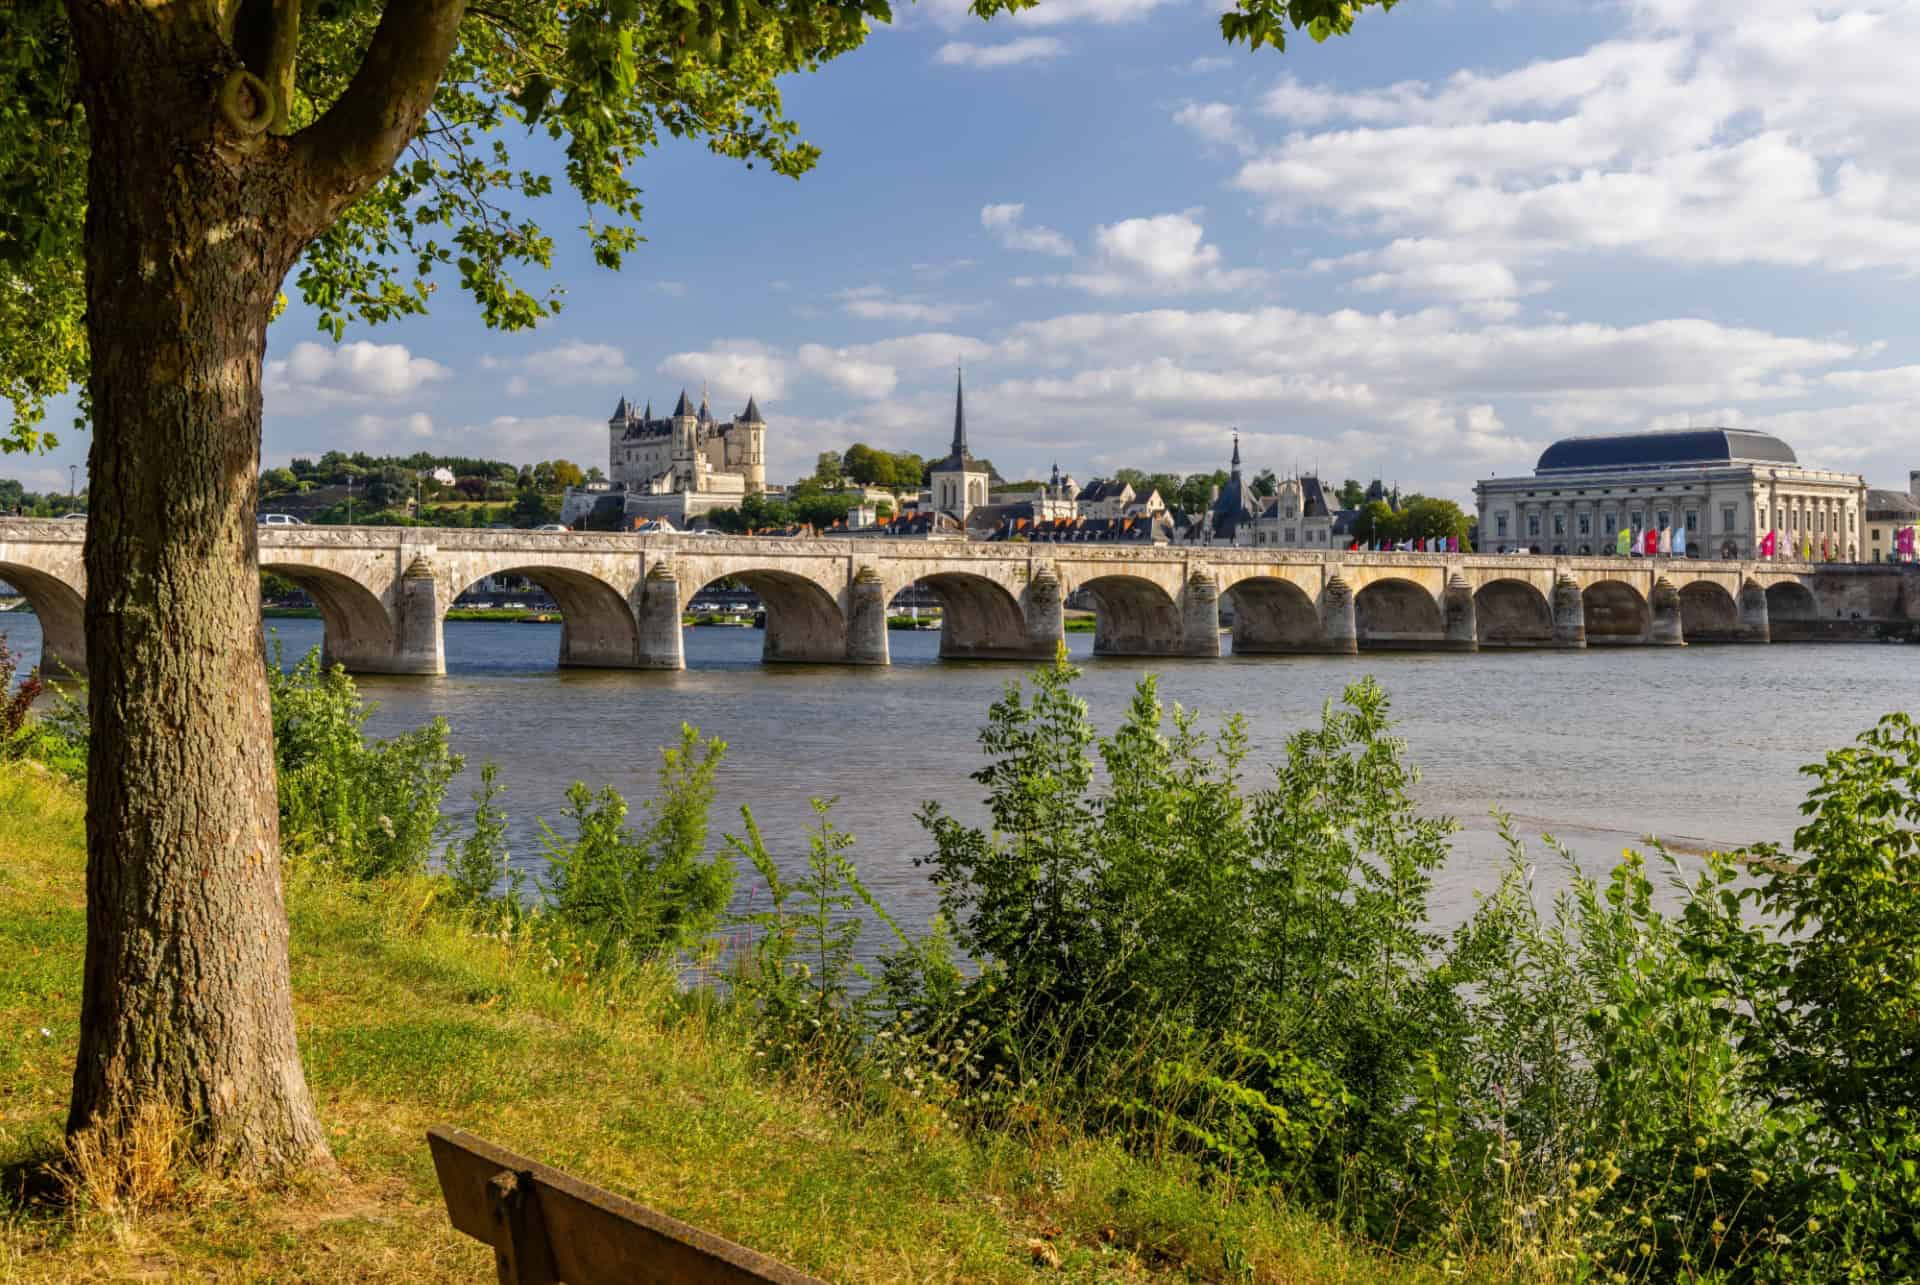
[429,1126,826,1285]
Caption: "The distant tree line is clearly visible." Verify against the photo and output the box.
[0,478,86,518]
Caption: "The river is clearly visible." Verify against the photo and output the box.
[5,609,1915,935]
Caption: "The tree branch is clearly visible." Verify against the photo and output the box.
[287,0,470,233]
[233,0,302,134]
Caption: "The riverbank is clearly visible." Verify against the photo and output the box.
[0,765,1443,1283]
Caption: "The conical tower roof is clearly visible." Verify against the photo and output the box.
[741,395,764,423]
[671,389,694,417]
[932,365,982,473]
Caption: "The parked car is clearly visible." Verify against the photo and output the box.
[536,523,569,532]
[258,513,303,526]
[60,511,88,520]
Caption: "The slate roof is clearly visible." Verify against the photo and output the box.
[1300,475,1331,518]
[1536,428,1798,474]
[1867,488,1920,518]
[1076,479,1131,503]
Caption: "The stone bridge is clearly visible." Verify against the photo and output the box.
[1,519,1912,678]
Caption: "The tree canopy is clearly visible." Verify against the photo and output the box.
[1,0,1395,450]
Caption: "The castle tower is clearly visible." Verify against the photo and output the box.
[929,366,991,524]
[738,395,767,493]
[607,396,640,485]
[670,388,700,490]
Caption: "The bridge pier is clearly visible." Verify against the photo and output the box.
[1320,576,1359,655]
[1442,574,1478,652]
[845,568,890,666]
[1649,576,1686,646]
[1021,567,1066,657]
[635,562,685,669]
[1735,577,1771,643]
[1551,575,1586,649]
[1180,570,1222,658]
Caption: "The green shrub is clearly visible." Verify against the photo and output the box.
[271,644,462,879]
[728,799,905,1062]
[445,761,518,909]
[538,723,734,964]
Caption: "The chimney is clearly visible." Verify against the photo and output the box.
[1910,470,1919,504]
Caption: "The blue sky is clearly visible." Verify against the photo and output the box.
[18,0,1920,503]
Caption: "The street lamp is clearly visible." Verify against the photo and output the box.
[69,464,77,500]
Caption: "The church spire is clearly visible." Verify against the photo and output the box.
[1230,430,1242,477]
[951,362,968,460]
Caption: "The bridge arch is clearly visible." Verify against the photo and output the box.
[259,560,398,674]
[1224,577,1322,654]
[1076,573,1183,657]
[1677,581,1740,643]
[1582,580,1650,644]
[1765,581,1818,642]
[1472,578,1554,647]
[1354,577,1444,650]
[904,571,1042,661]
[449,563,643,669]
[687,567,848,664]
[0,563,86,679]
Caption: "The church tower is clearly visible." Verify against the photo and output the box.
[928,366,990,524]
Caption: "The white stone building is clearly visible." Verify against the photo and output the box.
[1253,475,1335,548]
[561,388,767,526]
[1474,428,1867,560]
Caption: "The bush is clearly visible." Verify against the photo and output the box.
[863,653,1920,1278]
[538,724,734,964]
[0,635,45,756]
[271,644,461,879]
[445,761,518,909]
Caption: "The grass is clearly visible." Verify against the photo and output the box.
[0,765,1457,1283]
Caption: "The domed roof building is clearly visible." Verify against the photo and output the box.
[1474,427,1867,560]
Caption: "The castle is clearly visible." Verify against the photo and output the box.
[561,387,767,527]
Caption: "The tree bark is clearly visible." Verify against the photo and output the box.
[65,4,327,1170]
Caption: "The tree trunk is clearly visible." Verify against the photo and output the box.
[66,7,327,1171]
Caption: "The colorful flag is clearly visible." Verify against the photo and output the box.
[1899,526,1916,559]
[1761,530,1776,558]
[1644,528,1658,556]
[1804,538,1813,562]
[1672,525,1686,556]
[1658,526,1672,555]
[1616,527,1631,556]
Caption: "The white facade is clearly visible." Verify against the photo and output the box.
[1253,476,1335,548]
[1474,429,1867,560]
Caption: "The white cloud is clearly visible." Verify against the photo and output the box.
[835,285,977,325]
[980,204,1076,256]
[652,281,689,298]
[1171,102,1247,153]
[349,412,435,442]
[657,340,789,403]
[934,37,1065,68]
[1181,55,1234,75]
[1216,4,1920,300]
[455,415,605,461]
[518,340,634,386]
[1044,211,1264,295]
[265,341,449,406]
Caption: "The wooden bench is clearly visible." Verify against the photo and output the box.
[427,1126,826,1284]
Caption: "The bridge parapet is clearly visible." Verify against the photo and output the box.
[0,518,1909,677]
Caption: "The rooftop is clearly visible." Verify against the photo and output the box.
[1536,428,1798,475]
